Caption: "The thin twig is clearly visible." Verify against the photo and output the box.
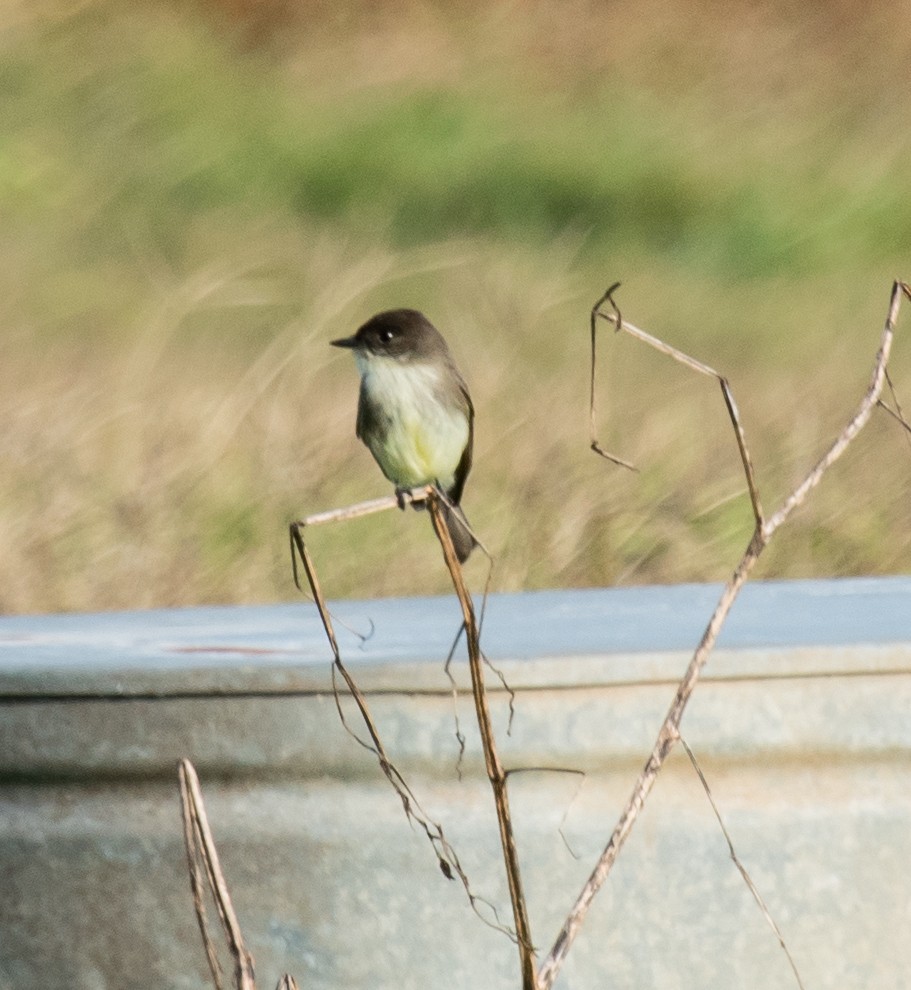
[178,759,256,990]
[877,392,911,440]
[589,283,638,471]
[443,622,469,777]
[289,502,516,942]
[882,366,911,444]
[504,766,587,860]
[298,493,406,528]
[593,285,764,527]
[179,764,225,989]
[762,280,907,537]
[427,491,539,990]
[538,279,908,990]
[679,737,806,990]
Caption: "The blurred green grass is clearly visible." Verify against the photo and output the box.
[0,0,909,612]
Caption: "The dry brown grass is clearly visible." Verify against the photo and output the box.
[1,1,910,613]
[4,234,908,614]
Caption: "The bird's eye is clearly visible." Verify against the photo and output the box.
[380,328,395,343]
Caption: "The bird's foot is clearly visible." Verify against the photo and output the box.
[394,486,430,511]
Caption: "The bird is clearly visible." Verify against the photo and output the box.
[331,309,476,562]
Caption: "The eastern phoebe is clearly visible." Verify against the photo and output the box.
[331,309,476,562]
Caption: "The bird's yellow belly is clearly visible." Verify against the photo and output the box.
[360,358,469,490]
[379,407,468,490]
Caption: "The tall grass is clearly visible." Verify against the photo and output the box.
[1,0,909,612]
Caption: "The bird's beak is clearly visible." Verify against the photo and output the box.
[330,335,358,349]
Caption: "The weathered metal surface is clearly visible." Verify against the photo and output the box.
[1,576,910,989]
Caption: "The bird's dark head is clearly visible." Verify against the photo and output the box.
[331,309,448,362]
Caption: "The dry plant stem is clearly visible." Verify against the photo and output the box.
[882,367,911,443]
[680,737,806,990]
[537,280,908,990]
[291,489,441,766]
[290,523,415,782]
[299,492,406,528]
[290,497,515,939]
[590,284,764,524]
[180,765,225,990]
[427,491,539,990]
[178,759,256,990]
[877,394,911,439]
[589,283,637,471]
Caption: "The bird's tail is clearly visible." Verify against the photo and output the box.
[440,500,476,563]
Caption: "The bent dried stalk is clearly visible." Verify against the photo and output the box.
[538,279,909,990]
[178,758,256,990]
[427,491,538,990]
[289,492,516,942]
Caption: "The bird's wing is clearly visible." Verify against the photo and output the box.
[449,380,474,505]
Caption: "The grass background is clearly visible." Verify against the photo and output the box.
[1,0,909,613]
